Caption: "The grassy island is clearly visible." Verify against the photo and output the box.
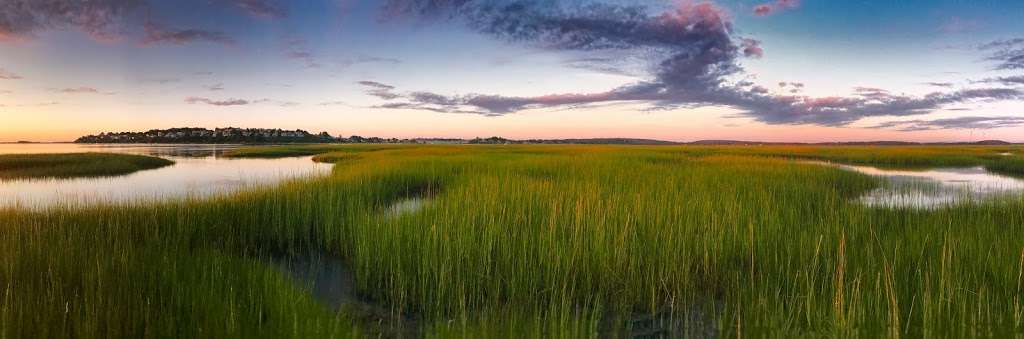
[0,153,174,180]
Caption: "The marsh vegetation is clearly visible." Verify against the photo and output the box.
[0,153,173,180]
[1,145,1023,337]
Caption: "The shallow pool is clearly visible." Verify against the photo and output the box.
[819,162,1024,208]
[0,144,332,209]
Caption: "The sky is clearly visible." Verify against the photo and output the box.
[1,0,1023,142]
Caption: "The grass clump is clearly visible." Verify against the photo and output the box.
[987,157,1024,178]
[0,153,173,180]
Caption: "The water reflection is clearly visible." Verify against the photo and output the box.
[819,162,1024,208]
[0,144,332,209]
[0,143,238,158]
[387,198,427,218]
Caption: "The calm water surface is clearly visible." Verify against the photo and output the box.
[0,144,332,209]
[821,162,1024,208]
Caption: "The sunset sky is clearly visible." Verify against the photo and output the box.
[1,0,1023,142]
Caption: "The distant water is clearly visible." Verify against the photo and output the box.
[0,144,332,210]
[815,161,1024,208]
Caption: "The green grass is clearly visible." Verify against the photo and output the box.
[987,157,1024,178]
[2,145,1023,337]
[671,145,1022,169]
[0,153,174,180]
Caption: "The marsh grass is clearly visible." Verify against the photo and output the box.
[2,145,1023,337]
[0,153,173,180]
[988,157,1024,178]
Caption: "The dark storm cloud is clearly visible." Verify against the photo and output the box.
[142,22,235,46]
[369,0,1024,126]
[870,116,1024,131]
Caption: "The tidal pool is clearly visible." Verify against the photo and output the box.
[818,162,1024,208]
[0,144,332,209]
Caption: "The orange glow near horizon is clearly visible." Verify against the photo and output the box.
[3,104,1021,143]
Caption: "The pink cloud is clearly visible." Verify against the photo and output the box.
[776,0,801,9]
[742,38,764,58]
[0,68,22,80]
[753,0,800,16]
[753,5,772,16]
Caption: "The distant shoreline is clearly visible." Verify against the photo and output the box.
[3,140,1021,146]
[5,131,1021,146]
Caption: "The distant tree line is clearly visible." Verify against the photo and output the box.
[74,128,691,145]
[75,128,338,144]
[74,128,513,144]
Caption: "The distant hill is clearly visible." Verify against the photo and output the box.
[971,140,1013,146]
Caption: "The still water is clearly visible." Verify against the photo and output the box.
[822,162,1024,208]
[0,144,332,209]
